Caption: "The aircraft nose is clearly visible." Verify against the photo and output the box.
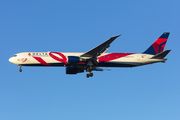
[9,57,19,65]
[9,57,13,63]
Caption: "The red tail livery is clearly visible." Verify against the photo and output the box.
[143,32,169,55]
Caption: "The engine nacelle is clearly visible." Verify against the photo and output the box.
[66,66,84,74]
[68,56,80,63]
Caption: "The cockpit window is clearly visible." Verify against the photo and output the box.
[13,55,17,57]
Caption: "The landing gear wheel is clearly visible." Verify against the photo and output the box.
[86,74,90,78]
[90,73,93,77]
[19,65,22,72]
[86,73,93,78]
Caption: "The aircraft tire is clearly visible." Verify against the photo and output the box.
[86,74,90,78]
[90,73,93,77]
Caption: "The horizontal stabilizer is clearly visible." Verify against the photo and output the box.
[151,49,171,59]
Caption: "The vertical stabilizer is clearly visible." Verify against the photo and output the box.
[143,32,170,55]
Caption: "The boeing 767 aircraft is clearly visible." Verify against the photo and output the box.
[9,32,170,78]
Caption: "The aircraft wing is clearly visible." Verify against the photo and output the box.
[81,34,121,58]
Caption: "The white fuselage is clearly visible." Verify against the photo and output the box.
[9,52,166,67]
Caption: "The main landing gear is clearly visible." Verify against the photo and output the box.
[86,65,94,78]
[19,65,22,72]
[86,72,93,78]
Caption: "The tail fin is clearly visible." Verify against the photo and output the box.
[143,32,170,55]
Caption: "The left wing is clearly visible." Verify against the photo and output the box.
[80,34,121,58]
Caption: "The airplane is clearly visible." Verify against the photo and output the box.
[9,32,171,78]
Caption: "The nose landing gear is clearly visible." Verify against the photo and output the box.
[19,65,22,72]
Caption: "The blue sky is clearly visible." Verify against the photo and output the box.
[1,0,180,120]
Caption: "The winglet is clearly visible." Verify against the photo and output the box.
[151,49,171,59]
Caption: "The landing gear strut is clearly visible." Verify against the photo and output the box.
[86,60,96,78]
[19,65,22,72]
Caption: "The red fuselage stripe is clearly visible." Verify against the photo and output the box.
[33,57,51,66]
[49,52,67,65]
[98,53,134,62]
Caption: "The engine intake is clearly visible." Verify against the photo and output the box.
[68,56,80,63]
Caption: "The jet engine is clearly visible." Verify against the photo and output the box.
[66,66,84,74]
